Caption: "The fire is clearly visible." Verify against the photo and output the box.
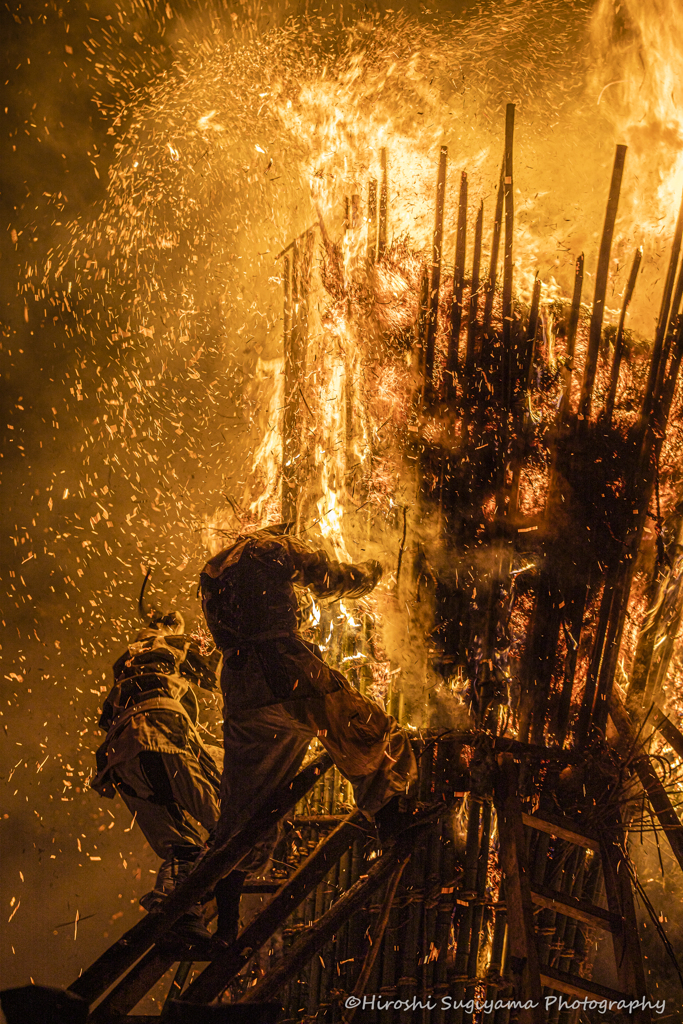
[591,0,683,235]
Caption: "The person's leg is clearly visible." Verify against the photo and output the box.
[162,737,222,835]
[216,702,314,856]
[112,754,212,944]
[287,680,418,818]
[213,703,313,941]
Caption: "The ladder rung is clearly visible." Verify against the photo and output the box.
[540,963,631,1004]
[530,882,620,933]
[522,811,600,851]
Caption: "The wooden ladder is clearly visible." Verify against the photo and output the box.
[496,754,652,1024]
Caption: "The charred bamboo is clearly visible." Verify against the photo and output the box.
[239,839,421,1006]
[368,179,378,262]
[483,158,505,333]
[559,253,584,420]
[639,186,683,426]
[604,245,642,423]
[466,200,484,374]
[578,145,627,421]
[502,103,516,411]
[378,149,388,259]
[424,145,448,396]
[448,170,468,395]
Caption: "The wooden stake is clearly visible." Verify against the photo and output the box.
[423,145,448,397]
[578,145,627,420]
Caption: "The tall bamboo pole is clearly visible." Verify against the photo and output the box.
[578,145,627,421]
[483,158,505,333]
[424,145,448,398]
[448,170,468,396]
[368,179,378,262]
[502,103,516,411]
[604,246,642,424]
[639,186,683,426]
[378,148,388,259]
[466,200,484,373]
[559,254,584,420]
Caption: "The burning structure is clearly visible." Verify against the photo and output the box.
[3,2,683,1023]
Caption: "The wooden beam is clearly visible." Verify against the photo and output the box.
[68,753,333,1005]
[530,882,619,933]
[653,705,683,760]
[494,755,543,1023]
[522,811,600,852]
[87,949,175,1021]
[540,963,631,1005]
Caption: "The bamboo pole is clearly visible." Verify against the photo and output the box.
[378,149,388,259]
[493,756,543,1023]
[520,275,541,403]
[502,103,516,411]
[600,815,652,1023]
[483,158,505,333]
[464,801,493,1012]
[466,200,484,374]
[68,753,333,1005]
[343,860,409,1023]
[639,187,683,427]
[282,229,315,525]
[424,145,448,397]
[559,254,584,420]
[239,841,419,1006]
[627,513,683,713]
[368,179,378,262]
[448,170,468,396]
[578,145,627,421]
[604,246,642,423]
[590,317,683,734]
